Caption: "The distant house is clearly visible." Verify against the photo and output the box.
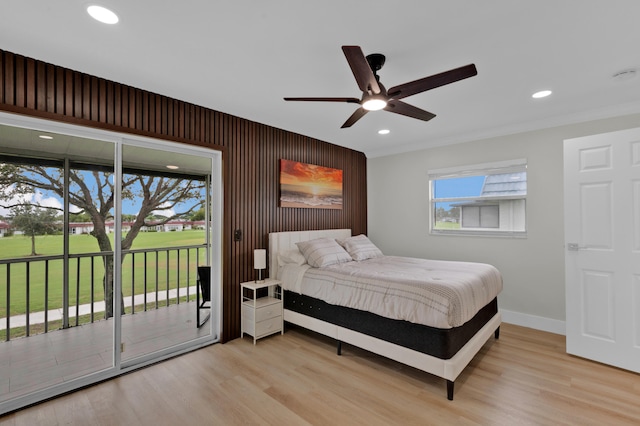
[68,222,95,235]
[0,221,10,237]
[6,218,207,237]
[68,220,205,235]
[149,220,205,232]
[456,172,527,231]
[137,220,206,233]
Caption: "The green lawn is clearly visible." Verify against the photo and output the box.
[434,221,461,229]
[0,230,206,259]
[0,230,207,318]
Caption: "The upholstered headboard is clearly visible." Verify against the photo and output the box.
[268,229,351,280]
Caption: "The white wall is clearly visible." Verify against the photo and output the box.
[367,113,640,334]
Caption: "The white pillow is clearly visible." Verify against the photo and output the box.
[337,234,383,261]
[277,249,307,266]
[296,237,353,268]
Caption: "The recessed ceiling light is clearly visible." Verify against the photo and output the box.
[87,5,119,24]
[378,129,390,135]
[532,90,552,99]
[38,135,53,140]
[166,165,179,170]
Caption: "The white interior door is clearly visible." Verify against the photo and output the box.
[564,127,640,372]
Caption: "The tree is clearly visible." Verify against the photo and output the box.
[0,162,205,318]
[69,212,93,222]
[121,213,137,222]
[10,205,60,255]
[190,207,205,221]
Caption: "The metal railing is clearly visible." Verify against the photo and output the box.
[0,244,207,342]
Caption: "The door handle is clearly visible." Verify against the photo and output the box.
[567,243,587,251]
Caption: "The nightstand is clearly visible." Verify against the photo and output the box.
[240,279,283,344]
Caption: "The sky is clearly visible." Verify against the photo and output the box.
[1,169,203,219]
[0,187,69,217]
[433,175,485,199]
[1,189,183,218]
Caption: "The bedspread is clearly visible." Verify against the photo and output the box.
[282,256,502,329]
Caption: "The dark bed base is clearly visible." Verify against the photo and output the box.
[284,291,499,360]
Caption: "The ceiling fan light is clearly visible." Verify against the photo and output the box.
[362,98,387,111]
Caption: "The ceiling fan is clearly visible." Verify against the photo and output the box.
[284,45,477,128]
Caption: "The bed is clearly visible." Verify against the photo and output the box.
[268,229,502,400]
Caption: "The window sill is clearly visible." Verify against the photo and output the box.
[429,229,527,238]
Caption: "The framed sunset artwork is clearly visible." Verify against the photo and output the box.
[279,159,343,209]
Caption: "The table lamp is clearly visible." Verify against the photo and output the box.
[254,249,266,283]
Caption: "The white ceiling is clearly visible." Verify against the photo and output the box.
[1,1,639,158]
[0,122,213,176]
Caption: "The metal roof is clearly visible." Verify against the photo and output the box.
[480,172,527,197]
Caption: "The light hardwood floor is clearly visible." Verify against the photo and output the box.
[2,323,640,425]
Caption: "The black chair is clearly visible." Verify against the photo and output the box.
[196,266,211,328]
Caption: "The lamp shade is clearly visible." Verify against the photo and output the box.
[254,249,267,270]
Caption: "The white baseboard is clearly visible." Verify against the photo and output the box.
[500,309,566,335]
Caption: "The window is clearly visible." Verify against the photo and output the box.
[429,159,527,236]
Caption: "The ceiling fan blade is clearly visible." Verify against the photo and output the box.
[387,64,477,100]
[384,100,436,122]
[342,46,381,94]
[284,97,360,103]
[341,108,369,128]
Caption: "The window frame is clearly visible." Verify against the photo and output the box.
[428,158,528,238]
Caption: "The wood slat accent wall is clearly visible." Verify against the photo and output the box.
[0,49,368,342]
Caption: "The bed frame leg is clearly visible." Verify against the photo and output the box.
[495,326,500,339]
[447,380,454,400]
[337,340,342,356]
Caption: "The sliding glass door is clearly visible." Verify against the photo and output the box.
[0,113,221,414]
[119,143,214,363]
[0,127,116,405]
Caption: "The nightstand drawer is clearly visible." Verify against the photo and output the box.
[255,315,282,337]
[255,304,281,322]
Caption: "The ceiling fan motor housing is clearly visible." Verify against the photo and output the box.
[366,53,386,73]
